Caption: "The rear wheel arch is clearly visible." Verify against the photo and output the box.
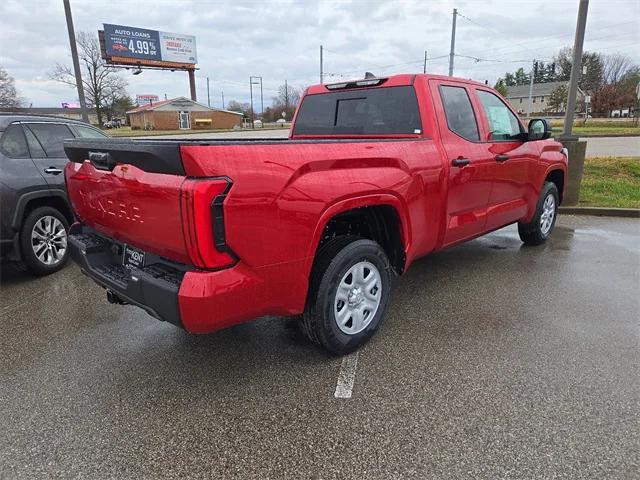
[12,191,74,230]
[309,201,408,277]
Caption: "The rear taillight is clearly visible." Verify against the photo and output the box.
[180,177,235,270]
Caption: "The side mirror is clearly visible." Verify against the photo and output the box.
[528,118,552,141]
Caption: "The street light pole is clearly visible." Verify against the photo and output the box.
[320,45,324,84]
[259,77,263,117]
[423,50,427,74]
[559,0,590,206]
[562,0,589,138]
[62,0,89,123]
[250,76,263,124]
[206,77,210,107]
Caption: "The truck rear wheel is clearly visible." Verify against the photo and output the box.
[518,181,559,245]
[302,236,392,355]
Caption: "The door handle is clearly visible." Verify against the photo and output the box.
[451,158,471,167]
[44,167,63,175]
[495,154,509,162]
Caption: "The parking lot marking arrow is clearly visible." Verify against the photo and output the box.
[334,351,359,399]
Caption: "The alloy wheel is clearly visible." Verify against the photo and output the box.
[31,216,67,265]
[540,193,556,236]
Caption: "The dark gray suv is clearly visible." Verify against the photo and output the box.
[0,114,107,275]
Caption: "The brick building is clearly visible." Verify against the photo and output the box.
[127,97,243,130]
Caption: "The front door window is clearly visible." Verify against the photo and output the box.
[179,111,190,129]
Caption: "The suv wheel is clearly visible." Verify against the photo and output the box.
[302,236,392,355]
[518,181,559,245]
[20,206,70,275]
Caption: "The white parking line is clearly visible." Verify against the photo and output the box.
[334,351,359,398]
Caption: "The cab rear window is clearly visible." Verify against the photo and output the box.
[293,86,421,136]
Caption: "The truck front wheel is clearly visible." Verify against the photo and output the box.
[518,181,559,245]
[302,237,392,355]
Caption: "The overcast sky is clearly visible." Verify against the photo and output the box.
[1,0,638,108]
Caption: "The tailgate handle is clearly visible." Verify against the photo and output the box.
[89,151,116,171]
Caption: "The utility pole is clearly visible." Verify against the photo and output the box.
[423,50,428,74]
[206,77,210,107]
[284,79,289,116]
[448,8,457,77]
[62,0,88,123]
[221,91,225,110]
[320,45,324,84]
[249,77,255,129]
[562,0,589,138]
[527,59,535,118]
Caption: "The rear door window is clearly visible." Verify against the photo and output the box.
[71,125,108,138]
[439,85,480,141]
[0,124,29,158]
[24,123,74,157]
[23,127,47,157]
[293,86,421,135]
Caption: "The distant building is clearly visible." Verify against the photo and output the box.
[505,81,585,115]
[0,107,98,125]
[126,97,243,130]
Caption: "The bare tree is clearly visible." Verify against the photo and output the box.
[602,53,634,85]
[0,67,23,108]
[50,32,128,126]
[226,100,251,118]
[271,83,301,120]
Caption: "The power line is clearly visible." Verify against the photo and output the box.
[454,53,542,64]
[456,11,539,57]
[458,19,638,60]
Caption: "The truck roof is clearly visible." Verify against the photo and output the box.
[305,73,491,95]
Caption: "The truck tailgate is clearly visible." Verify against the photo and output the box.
[65,160,190,264]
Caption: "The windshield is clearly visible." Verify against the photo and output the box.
[293,86,421,136]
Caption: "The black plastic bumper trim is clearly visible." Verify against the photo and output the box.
[68,225,186,327]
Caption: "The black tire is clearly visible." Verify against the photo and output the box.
[20,206,70,276]
[518,181,559,246]
[302,236,392,355]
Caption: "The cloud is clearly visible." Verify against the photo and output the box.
[1,0,638,107]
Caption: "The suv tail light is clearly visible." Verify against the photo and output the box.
[180,178,235,270]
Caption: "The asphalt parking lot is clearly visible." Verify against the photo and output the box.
[1,215,638,479]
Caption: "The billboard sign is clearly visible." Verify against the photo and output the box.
[103,24,197,65]
[136,94,159,105]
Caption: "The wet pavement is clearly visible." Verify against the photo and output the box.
[1,215,638,479]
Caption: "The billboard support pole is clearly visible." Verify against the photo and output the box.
[188,69,197,101]
[63,0,89,123]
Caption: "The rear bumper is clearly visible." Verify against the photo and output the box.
[68,224,304,333]
[68,224,186,326]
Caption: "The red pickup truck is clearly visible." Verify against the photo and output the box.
[64,74,567,354]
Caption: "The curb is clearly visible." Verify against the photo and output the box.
[579,134,640,138]
[559,206,640,218]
